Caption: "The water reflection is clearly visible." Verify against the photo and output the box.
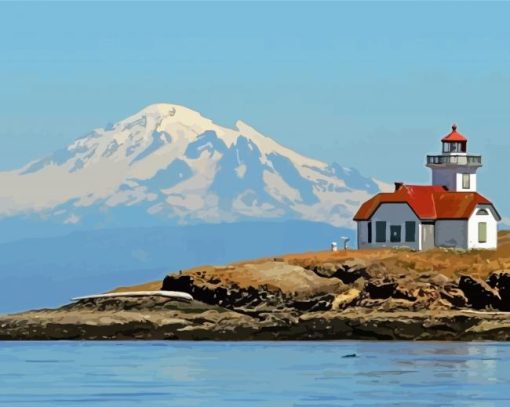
[0,341,510,406]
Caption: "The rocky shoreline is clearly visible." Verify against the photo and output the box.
[2,301,510,340]
[3,250,510,341]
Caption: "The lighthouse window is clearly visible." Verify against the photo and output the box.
[477,209,489,216]
[376,221,386,242]
[462,174,470,189]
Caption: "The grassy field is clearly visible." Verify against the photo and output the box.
[284,230,510,280]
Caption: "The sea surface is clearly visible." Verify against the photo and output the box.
[1,341,509,406]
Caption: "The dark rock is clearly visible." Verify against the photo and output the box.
[393,287,417,302]
[487,271,510,311]
[366,280,398,299]
[440,286,468,308]
[312,260,369,283]
[335,259,369,284]
[163,274,194,293]
[365,279,417,302]
[458,275,501,310]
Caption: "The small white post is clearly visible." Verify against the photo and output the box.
[331,241,338,252]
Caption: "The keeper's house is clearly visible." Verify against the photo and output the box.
[353,125,500,251]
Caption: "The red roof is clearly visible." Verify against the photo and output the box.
[353,184,498,221]
[442,124,467,142]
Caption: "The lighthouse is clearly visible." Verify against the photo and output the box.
[426,124,482,192]
[353,124,500,251]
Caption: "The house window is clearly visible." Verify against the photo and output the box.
[462,174,470,189]
[390,225,401,243]
[478,222,487,243]
[476,209,489,215]
[376,221,386,242]
[405,221,416,242]
[367,222,372,243]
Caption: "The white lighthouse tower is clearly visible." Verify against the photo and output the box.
[426,124,482,192]
[355,123,500,251]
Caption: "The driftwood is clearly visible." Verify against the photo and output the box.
[71,290,193,302]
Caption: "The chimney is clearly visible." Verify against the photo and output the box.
[394,182,404,191]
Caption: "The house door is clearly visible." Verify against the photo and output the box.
[422,223,435,250]
[390,225,401,243]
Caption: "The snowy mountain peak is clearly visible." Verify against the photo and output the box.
[0,103,388,230]
[125,103,208,124]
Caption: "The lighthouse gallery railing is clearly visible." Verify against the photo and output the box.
[426,155,482,166]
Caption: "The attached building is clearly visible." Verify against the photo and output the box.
[353,125,501,250]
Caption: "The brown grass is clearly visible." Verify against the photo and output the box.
[283,231,510,280]
[109,280,162,293]
[112,231,510,292]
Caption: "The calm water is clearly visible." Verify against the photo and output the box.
[1,341,509,406]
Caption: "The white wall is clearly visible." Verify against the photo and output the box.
[455,172,477,192]
[467,205,498,249]
[357,203,420,250]
[432,166,477,192]
[435,220,468,249]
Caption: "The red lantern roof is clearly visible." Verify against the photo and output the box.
[442,124,468,142]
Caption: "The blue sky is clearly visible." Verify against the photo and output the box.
[1,2,510,214]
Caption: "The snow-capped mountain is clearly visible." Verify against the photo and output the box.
[0,103,388,231]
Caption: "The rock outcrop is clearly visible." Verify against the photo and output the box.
[161,262,345,312]
[487,271,510,311]
[0,298,260,340]
[4,303,510,341]
[5,240,510,341]
[458,275,501,310]
[440,286,468,308]
[313,259,369,283]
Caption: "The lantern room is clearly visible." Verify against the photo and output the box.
[441,124,467,154]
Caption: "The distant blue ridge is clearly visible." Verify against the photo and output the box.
[0,220,353,313]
